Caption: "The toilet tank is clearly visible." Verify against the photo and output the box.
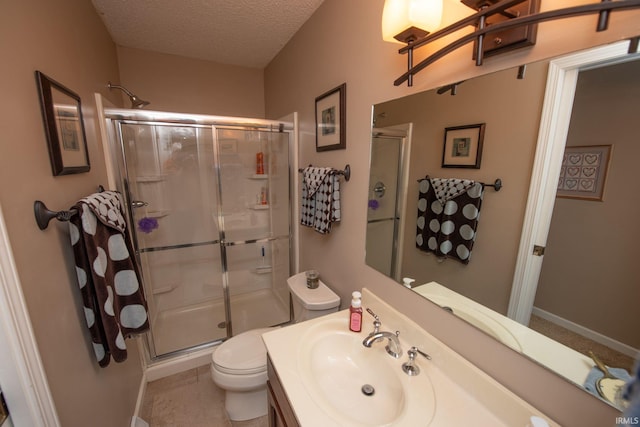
[287,272,340,323]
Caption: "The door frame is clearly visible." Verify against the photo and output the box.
[508,40,640,324]
[0,203,60,426]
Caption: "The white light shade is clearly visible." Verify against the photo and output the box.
[382,0,443,43]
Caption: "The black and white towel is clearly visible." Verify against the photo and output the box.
[415,177,484,264]
[301,167,341,234]
[69,191,149,367]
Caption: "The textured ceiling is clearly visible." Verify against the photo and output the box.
[91,0,325,69]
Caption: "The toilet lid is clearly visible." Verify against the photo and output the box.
[212,327,278,375]
[287,272,340,310]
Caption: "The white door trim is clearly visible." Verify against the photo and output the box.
[508,40,640,324]
[0,203,60,426]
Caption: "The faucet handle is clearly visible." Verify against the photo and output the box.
[402,346,431,376]
[366,308,381,333]
[410,346,431,361]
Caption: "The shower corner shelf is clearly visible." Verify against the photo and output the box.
[145,210,170,218]
[250,174,269,180]
[254,266,272,274]
[250,204,269,210]
[152,283,177,295]
[137,175,167,183]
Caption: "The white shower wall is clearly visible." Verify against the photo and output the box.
[105,111,293,359]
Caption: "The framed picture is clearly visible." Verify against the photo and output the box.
[442,123,485,168]
[35,71,90,176]
[557,145,612,201]
[315,83,346,152]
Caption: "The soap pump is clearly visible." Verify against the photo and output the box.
[349,291,363,332]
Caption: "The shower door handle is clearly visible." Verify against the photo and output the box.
[373,181,386,198]
[131,200,148,208]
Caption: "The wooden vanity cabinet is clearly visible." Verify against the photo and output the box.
[267,355,300,427]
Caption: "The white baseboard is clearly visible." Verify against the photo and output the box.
[130,416,149,427]
[145,347,215,382]
[131,371,147,425]
[532,307,639,358]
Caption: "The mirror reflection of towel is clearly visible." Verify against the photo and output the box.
[415,178,484,264]
[619,357,640,425]
[301,167,341,234]
[69,191,149,367]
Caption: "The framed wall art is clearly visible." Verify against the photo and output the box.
[315,83,346,152]
[35,70,90,176]
[442,123,485,169]
[557,144,612,201]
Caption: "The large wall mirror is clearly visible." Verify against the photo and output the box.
[366,40,640,410]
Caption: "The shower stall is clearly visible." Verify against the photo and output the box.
[102,109,294,360]
[366,126,411,282]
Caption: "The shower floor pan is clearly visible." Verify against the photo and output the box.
[152,288,288,356]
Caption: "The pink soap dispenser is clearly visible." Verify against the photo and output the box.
[349,291,363,332]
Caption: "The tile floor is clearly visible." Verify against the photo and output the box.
[140,364,268,427]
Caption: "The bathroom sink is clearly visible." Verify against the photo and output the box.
[297,318,436,426]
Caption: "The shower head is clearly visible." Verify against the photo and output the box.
[107,82,150,109]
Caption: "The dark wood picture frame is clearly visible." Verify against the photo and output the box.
[442,123,485,169]
[315,83,346,152]
[35,71,90,176]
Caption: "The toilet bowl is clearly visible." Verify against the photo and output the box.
[211,272,340,421]
[211,327,277,421]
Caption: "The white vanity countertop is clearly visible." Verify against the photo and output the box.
[413,281,593,386]
[262,287,560,427]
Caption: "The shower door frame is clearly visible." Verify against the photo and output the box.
[103,109,296,362]
[367,124,412,282]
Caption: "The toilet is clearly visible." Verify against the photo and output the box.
[211,272,340,421]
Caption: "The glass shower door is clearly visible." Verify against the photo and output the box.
[366,134,403,279]
[119,122,226,357]
[216,127,291,336]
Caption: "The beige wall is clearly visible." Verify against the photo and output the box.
[535,60,640,348]
[117,46,265,117]
[264,1,640,425]
[375,61,548,314]
[0,1,142,426]
[2,0,639,425]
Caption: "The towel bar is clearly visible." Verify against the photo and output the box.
[298,164,351,181]
[483,179,503,191]
[417,177,502,192]
[34,185,105,230]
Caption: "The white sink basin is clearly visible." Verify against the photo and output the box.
[297,317,436,426]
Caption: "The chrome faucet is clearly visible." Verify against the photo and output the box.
[363,330,402,358]
[362,308,402,358]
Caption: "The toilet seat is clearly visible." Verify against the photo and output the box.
[212,327,277,375]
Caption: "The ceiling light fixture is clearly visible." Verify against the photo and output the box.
[389,0,640,86]
[382,0,444,86]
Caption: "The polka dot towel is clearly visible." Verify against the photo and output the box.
[69,191,149,367]
[416,178,484,265]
